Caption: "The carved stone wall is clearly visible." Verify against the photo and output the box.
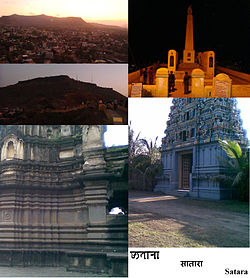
[0,125,128,276]
[1,134,24,161]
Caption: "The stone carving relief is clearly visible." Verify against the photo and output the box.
[82,125,106,150]
[2,210,13,222]
[1,135,24,161]
[82,126,107,172]
[61,125,71,136]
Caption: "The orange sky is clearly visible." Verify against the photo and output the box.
[1,0,127,26]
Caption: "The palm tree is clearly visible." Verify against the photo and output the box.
[137,137,160,164]
[128,123,145,190]
[129,123,162,191]
[216,139,249,202]
[128,123,141,167]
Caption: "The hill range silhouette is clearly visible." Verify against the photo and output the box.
[0,75,127,125]
[0,14,125,30]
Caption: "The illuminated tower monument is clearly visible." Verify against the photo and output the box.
[183,6,195,63]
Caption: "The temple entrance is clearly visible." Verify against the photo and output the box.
[179,152,193,189]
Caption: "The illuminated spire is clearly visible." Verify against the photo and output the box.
[183,5,195,63]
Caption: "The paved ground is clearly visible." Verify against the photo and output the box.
[167,83,191,97]
[129,190,249,248]
[0,267,83,277]
[0,266,111,277]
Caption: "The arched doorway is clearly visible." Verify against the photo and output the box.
[6,141,14,159]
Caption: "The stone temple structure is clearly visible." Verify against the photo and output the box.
[155,98,248,200]
[0,125,128,276]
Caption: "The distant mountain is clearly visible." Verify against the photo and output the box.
[0,75,127,108]
[0,14,88,28]
[0,14,126,30]
[91,20,128,29]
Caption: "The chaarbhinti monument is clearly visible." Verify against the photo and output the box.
[0,125,128,276]
[155,98,248,200]
[128,5,250,97]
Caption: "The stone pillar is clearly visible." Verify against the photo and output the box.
[82,126,106,172]
[168,49,177,72]
[82,126,105,150]
[183,6,195,63]
[191,69,205,97]
[212,73,232,97]
[81,125,108,224]
[205,51,215,78]
[155,68,169,97]
[84,178,109,224]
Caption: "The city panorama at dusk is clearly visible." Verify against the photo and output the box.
[0,0,128,63]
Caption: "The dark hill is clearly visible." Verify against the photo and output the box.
[0,14,88,28]
[0,14,124,30]
[0,75,127,108]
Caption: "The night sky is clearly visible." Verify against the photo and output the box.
[129,0,250,73]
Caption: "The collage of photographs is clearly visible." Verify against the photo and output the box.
[0,0,249,277]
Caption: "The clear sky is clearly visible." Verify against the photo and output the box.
[0,64,128,96]
[105,125,128,147]
[0,0,128,26]
[129,98,250,147]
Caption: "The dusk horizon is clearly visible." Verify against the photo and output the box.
[0,64,128,96]
[1,0,127,26]
[0,13,128,28]
[0,74,126,98]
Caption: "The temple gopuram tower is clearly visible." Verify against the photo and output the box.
[155,98,248,200]
[0,125,128,276]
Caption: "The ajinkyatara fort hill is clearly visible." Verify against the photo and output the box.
[0,125,128,277]
[128,6,250,98]
[155,98,248,200]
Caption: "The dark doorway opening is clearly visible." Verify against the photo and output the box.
[179,152,193,189]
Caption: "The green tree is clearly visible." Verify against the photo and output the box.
[128,123,141,166]
[129,123,162,191]
[216,139,249,202]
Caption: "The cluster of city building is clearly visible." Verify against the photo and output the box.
[0,26,128,63]
[0,106,23,121]
[0,98,128,124]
